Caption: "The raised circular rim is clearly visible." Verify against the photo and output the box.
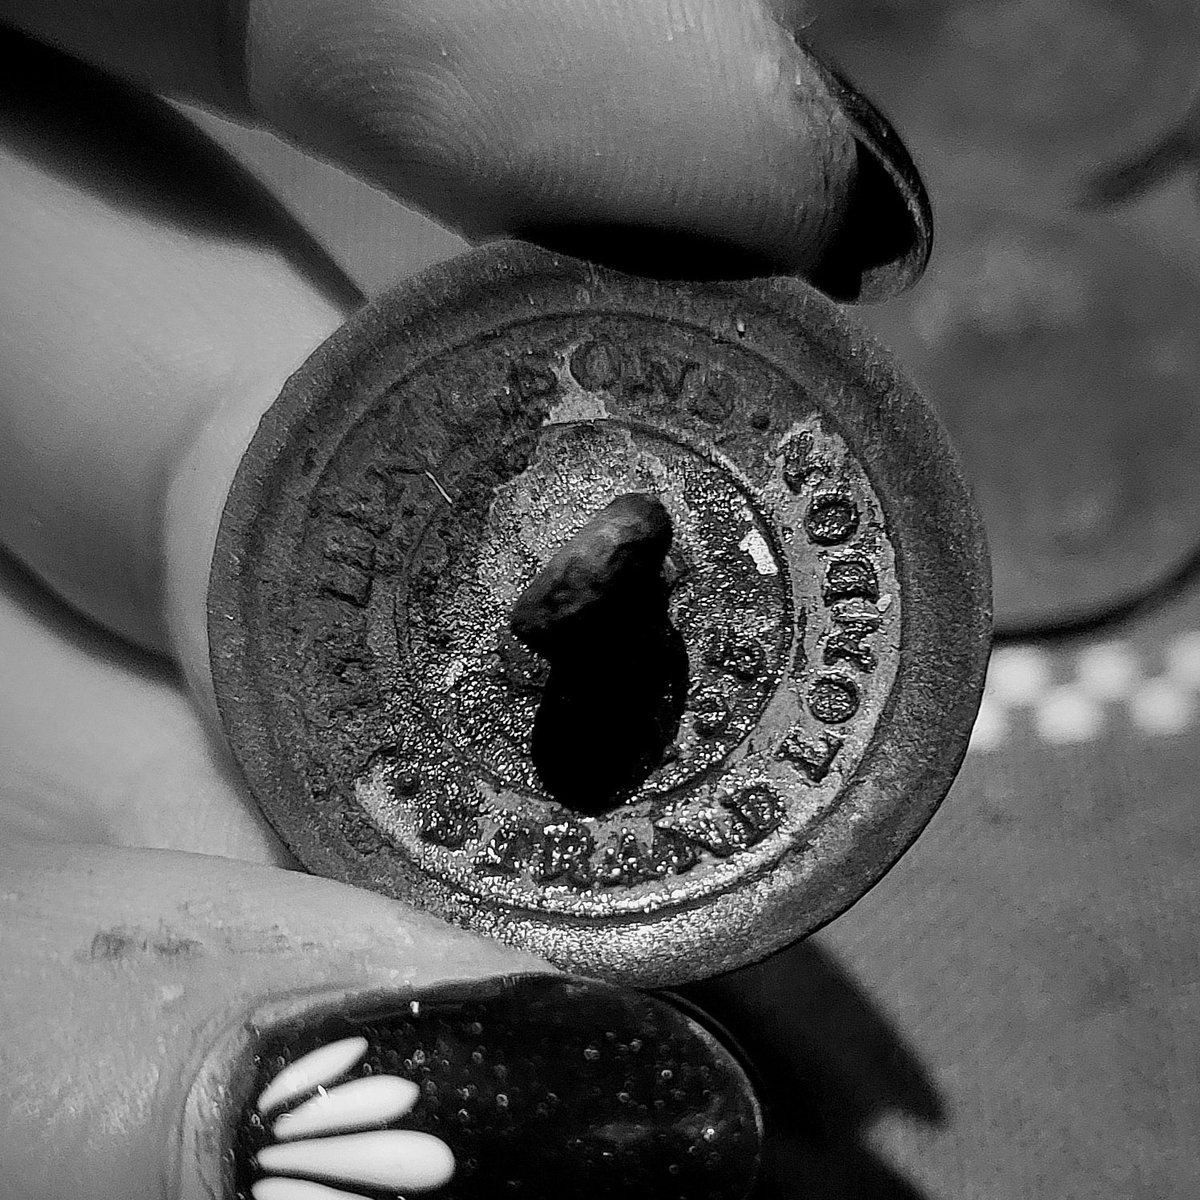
[208,241,991,985]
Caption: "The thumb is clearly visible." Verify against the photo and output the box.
[0,838,762,1200]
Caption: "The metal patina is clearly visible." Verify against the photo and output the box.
[208,243,990,985]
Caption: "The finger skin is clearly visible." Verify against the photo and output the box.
[0,553,289,861]
[0,0,858,274]
[0,836,547,1200]
[0,36,353,653]
[244,0,856,271]
[0,0,251,108]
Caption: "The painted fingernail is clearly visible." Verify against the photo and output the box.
[232,976,763,1199]
[256,1037,370,1115]
[272,1076,420,1140]
[792,39,933,302]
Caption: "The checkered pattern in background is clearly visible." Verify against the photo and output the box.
[970,631,1200,752]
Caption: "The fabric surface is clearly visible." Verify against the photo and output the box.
[820,578,1200,1199]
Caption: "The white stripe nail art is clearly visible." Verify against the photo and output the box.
[256,1129,456,1191]
[256,1037,369,1115]
[251,1178,368,1200]
[273,1076,420,1140]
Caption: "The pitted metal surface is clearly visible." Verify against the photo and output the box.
[208,243,989,984]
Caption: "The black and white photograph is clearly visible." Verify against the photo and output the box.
[0,2,1195,1197]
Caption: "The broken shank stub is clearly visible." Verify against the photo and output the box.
[511,493,686,816]
[510,492,673,655]
[207,242,991,986]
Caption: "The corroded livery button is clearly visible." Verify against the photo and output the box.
[208,243,990,986]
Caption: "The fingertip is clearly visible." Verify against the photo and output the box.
[244,0,864,280]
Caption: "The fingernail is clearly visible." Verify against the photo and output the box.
[793,38,934,303]
[226,976,763,1199]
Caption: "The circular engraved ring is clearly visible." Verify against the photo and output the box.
[208,243,991,986]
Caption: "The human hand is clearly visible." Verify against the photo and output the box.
[0,2,898,1197]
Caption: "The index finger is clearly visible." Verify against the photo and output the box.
[0,0,926,290]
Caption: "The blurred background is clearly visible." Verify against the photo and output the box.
[183,2,1200,1194]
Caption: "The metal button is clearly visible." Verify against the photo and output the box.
[208,242,990,985]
